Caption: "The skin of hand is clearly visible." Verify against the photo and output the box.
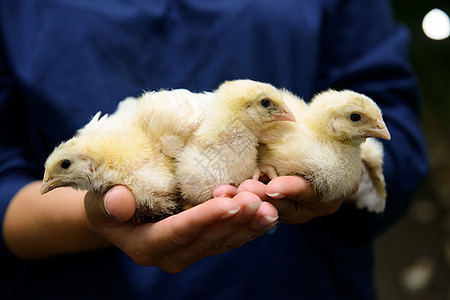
[84,185,279,273]
[215,176,358,224]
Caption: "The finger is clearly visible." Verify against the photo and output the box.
[255,201,279,229]
[263,196,302,223]
[100,196,244,269]
[266,196,342,224]
[198,202,278,252]
[237,179,269,200]
[84,191,109,225]
[197,192,262,241]
[227,201,279,242]
[103,185,136,222]
[212,184,238,198]
[150,196,243,249]
[162,202,278,274]
[143,193,260,271]
[84,185,136,224]
[170,192,262,259]
[266,176,315,201]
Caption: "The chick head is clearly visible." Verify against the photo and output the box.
[215,79,295,131]
[308,90,391,144]
[41,138,96,195]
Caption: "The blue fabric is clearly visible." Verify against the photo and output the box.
[0,0,428,299]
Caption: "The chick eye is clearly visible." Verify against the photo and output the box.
[260,98,272,108]
[60,160,71,169]
[350,113,361,122]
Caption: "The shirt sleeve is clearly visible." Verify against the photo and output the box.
[312,0,428,244]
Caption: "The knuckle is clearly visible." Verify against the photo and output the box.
[147,252,189,274]
[198,239,221,253]
[197,237,235,255]
[170,232,192,248]
[131,251,153,266]
[130,247,166,268]
[161,262,188,274]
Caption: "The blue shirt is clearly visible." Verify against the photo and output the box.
[0,0,428,299]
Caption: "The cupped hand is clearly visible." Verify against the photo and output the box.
[236,176,351,224]
[84,185,278,273]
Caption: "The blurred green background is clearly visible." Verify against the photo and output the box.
[375,1,450,299]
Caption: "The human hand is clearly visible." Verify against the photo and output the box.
[84,185,278,273]
[232,176,355,224]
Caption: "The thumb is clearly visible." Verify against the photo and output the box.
[103,186,136,222]
[84,185,136,223]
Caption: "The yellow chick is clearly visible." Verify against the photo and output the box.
[175,79,296,207]
[257,89,391,210]
[41,89,206,222]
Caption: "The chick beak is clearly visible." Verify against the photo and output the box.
[364,117,391,140]
[273,105,296,122]
[40,178,66,195]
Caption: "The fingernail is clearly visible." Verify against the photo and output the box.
[214,194,227,198]
[247,201,261,211]
[266,192,279,197]
[266,192,284,198]
[259,215,279,228]
[103,191,112,216]
[228,207,240,214]
[220,206,240,220]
